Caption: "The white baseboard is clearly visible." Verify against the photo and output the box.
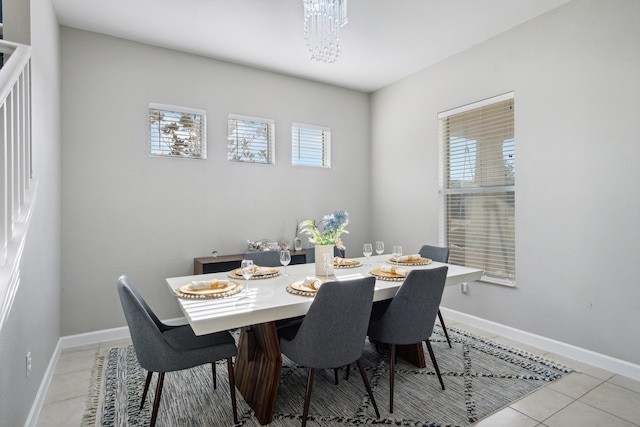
[441,307,640,381]
[24,339,62,427]
[59,325,131,349]
[58,317,186,349]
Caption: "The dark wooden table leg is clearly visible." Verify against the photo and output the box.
[396,343,426,368]
[234,322,282,425]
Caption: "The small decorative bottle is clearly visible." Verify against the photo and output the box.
[294,220,303,251]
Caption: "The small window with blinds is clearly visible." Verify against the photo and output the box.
[228,114,275,164]
[438,92,515,286]
[149,103,206,159]
[292,123,331,168]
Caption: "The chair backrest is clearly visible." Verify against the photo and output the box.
[117,275,173,372]
[285,277,375,369]
[243,251,281,267]
[124,277,173,333]
[368,267,448,345]
[418,245,449,263]
[305,246,345,263]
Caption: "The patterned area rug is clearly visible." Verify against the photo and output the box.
[82,326,569,426]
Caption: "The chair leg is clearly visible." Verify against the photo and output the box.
[425,340,445,390]
[356,359,380,418]
[438,309,452,348]
[334,364,351,384]
[226,357,238,424]
[212,362,217,389]
[301,368,315,427]
[389,343,396,413]
[141,371,153,410]
[150,371,165,427]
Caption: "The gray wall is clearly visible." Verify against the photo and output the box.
[60,28,372,335]
[2,0,30,44]
[371,0,640,365]
[0,0,61,424]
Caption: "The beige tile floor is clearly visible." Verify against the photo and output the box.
[36,321,640,426]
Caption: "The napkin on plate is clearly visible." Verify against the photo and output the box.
[190,279,230,290]
[397,254,422,262]
[251,265,276,274]
[303,276,323,290]
[334,257,347,265]
[380,265,408,276]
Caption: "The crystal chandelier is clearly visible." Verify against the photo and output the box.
[303,0,348,63]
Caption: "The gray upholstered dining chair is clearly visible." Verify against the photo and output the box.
[418,244,452,348]
[304,246,345,263]
[277,277,380,426]
[367,267,448,413]
[244,250,281,267]
[117,275,238,426]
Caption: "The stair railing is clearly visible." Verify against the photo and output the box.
[0,37,33,330]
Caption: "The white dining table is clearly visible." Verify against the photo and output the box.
[166,256,483,336]
[166,255,483,425]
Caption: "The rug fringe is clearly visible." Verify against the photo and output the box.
[81,350,107,427]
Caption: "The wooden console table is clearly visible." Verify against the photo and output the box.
[194,250,307,274]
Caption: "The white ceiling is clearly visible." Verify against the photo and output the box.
[51,0,569,93]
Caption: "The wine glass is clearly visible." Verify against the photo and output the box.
[240,259,254,293]
[375,241,384,260]
[280,249,291,276]
[363,243,373,265]
[392,245,402,265]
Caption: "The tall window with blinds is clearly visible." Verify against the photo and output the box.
[292,123,331,168]
[439,92,515,286]
[228,114,275,164]
[149,103,206,159]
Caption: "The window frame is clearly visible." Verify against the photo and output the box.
[438,92,515,286]
[148,103,207,159]
[227,114,275,164]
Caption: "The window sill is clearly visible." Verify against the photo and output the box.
[479,276,516,288]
